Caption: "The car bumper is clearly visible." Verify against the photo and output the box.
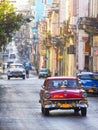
[44,103,88,109]
[42,99,88,110]
[8,73,25,77]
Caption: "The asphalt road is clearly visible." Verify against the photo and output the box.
[0,74,98,130]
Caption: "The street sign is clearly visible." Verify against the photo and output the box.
[58,55,63,59]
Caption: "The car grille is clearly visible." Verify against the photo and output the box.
[49,99,81,104]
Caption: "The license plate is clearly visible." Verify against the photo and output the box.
[62,104,70,108]
[14,74,19,76]
[88,89,94,93]
[72,101,75,106]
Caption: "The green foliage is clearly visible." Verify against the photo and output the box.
[0,0,24,48]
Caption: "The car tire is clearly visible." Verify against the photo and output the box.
[8,76,10,80]
[41,106,49,116]
[81,107,87,116]
[23,76,25,80]
[74,108,80,114]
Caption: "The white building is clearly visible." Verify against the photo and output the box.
[70,0,89,72]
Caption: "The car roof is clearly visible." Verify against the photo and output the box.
[10,63,23,65]
[77,71,93,75]
[46,76,77,80]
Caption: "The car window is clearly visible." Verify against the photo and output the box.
[10,64,24,69]
[10,65,15,68]
[78,74,95,80]
[40,69,47,72]
[48,79,78,89]
[93,74,98,80]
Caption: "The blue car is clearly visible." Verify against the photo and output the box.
[77,72,98,94]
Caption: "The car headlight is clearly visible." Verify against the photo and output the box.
[44,92,50,99]
[82,92,87,98]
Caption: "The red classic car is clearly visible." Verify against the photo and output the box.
[39,76,88,116]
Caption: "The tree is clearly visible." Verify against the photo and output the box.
[0,0,24,50]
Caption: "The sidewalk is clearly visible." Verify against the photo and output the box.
[0,67,3,79]
[0,72,6,79]
[0,67,7,79]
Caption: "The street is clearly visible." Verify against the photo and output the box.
[0,74,98,130]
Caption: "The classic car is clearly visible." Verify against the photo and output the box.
[7,63,26,80]
[39,76,88,116]
[38,68,51,78]
[77,72,98,94]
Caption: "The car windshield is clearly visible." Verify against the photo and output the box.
[48,79,79,89]
[40,69,48,72]
[10,64,24,69]
[78,74,98,80]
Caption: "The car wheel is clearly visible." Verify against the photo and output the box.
[41,106,44,113]
[8,76,10,80]
[23,76,25,80]
[41,106,49,116]
[81,107,87,116]
[74,108,80,114]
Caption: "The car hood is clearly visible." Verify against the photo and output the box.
[49,88,83,99]
[79,79,98,87]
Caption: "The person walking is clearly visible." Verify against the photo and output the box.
[2,64,5,74]
[25,66,30,78]
[54,69,58,76]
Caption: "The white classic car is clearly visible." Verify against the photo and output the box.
[7,63,26,80]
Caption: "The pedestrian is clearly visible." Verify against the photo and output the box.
[2,64,5,74]
[54,69,58,76]
[83,66,90,72]
[25,66,29,78]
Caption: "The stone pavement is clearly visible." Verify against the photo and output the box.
[0,73,6,79]
[0,67,7,79]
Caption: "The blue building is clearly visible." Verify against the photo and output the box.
[35,0,53,22]
[31,0,53,36]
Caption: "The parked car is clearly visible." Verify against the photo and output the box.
[39,76,88,116]
[77,72,98,94]
[7,63,26,80]
[38,68,51,78]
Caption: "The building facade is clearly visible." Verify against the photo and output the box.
[11,0,98,75]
